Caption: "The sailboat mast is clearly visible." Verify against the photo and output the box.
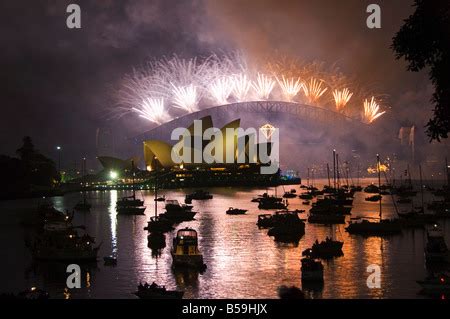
[327,163,331,188]
[132,160,136,200]
[446,157,449,187]
[407,163,412,187]
[346,166,349,187]
[419,164,424,211]
[357,162,360,187]
[377,154,382,220]
[307,168,310,187]
[333,150,336,191]
[154,157,158,218]
[336,153,340,189]
[82,157,86,204]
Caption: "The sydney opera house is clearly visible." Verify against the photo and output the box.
[96,116,299,188]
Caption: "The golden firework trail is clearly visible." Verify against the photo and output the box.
[302,78,328,104]
[252,73,275,100]
[363,96,386,123]
[332,88,353,112]
[277,75,303,101]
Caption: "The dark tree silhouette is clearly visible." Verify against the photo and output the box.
[392,0,450,141]
[13,136,60,188]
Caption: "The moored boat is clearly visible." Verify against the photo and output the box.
[117,206,146,215]
[185,190,213,200]
[302,238,344,259]
[425,224,450,264]
[283,191,297,198]
[116,160,146,215]
[226,207,247,215]
[301,257,324,282]
[161,200,196,222]
[307,213,346,225]
[171,228,206,270]
[31,230,99,262]
[134,282,184,299]
[257,194,288,210]
[346,219,401,236]
[417,273,450,294]
[267,211,305,242]
[365,195,382,202]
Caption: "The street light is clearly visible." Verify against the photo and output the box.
[110,171,118,180]
[56,146,62,173]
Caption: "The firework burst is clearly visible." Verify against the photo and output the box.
[252,73,275,100]
[277,75,303,101]
[332,88,353,112]
[363,96,386,123]
[209,77,234,105]
[231,73,252,102]
[132,98,168,124]
[302,78,328,104]
[171,83,199,112]
[117,52,388,126]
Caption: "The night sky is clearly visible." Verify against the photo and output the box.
[0,0,444,170]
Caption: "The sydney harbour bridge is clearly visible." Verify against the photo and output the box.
[128,101,389,172]
[132,101,372,143]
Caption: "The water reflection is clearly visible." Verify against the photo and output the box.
[1,180,449,298]
[109,190,118,255]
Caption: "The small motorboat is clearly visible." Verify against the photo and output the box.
[171,228,206,271]
[301,257,324,282]
[364,184,379,193]
[134,282,184,299]
[283,192,297,198]
[258,194,288,210]
[307,213,346,225]
[226,207,247,215]
[117,206,146,215]
[278,285,304,299]
[417,273,450,294]
[299,193,313,200]
[155,196,166,202]
[425,224,449,264]
[103,255,117,266]
[116,196,144,207]
[302,238,344,259]
[17,287,50,300]
[147,232,166,250]
[185,190,213,200]
[144,215,174,233]
[365,195,382,202]
[345,219,401,236]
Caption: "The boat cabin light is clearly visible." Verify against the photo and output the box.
[177,229,198,238]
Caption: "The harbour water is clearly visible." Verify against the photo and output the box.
[1,179,449,299]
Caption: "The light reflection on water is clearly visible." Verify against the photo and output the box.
[0,179,449,299]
